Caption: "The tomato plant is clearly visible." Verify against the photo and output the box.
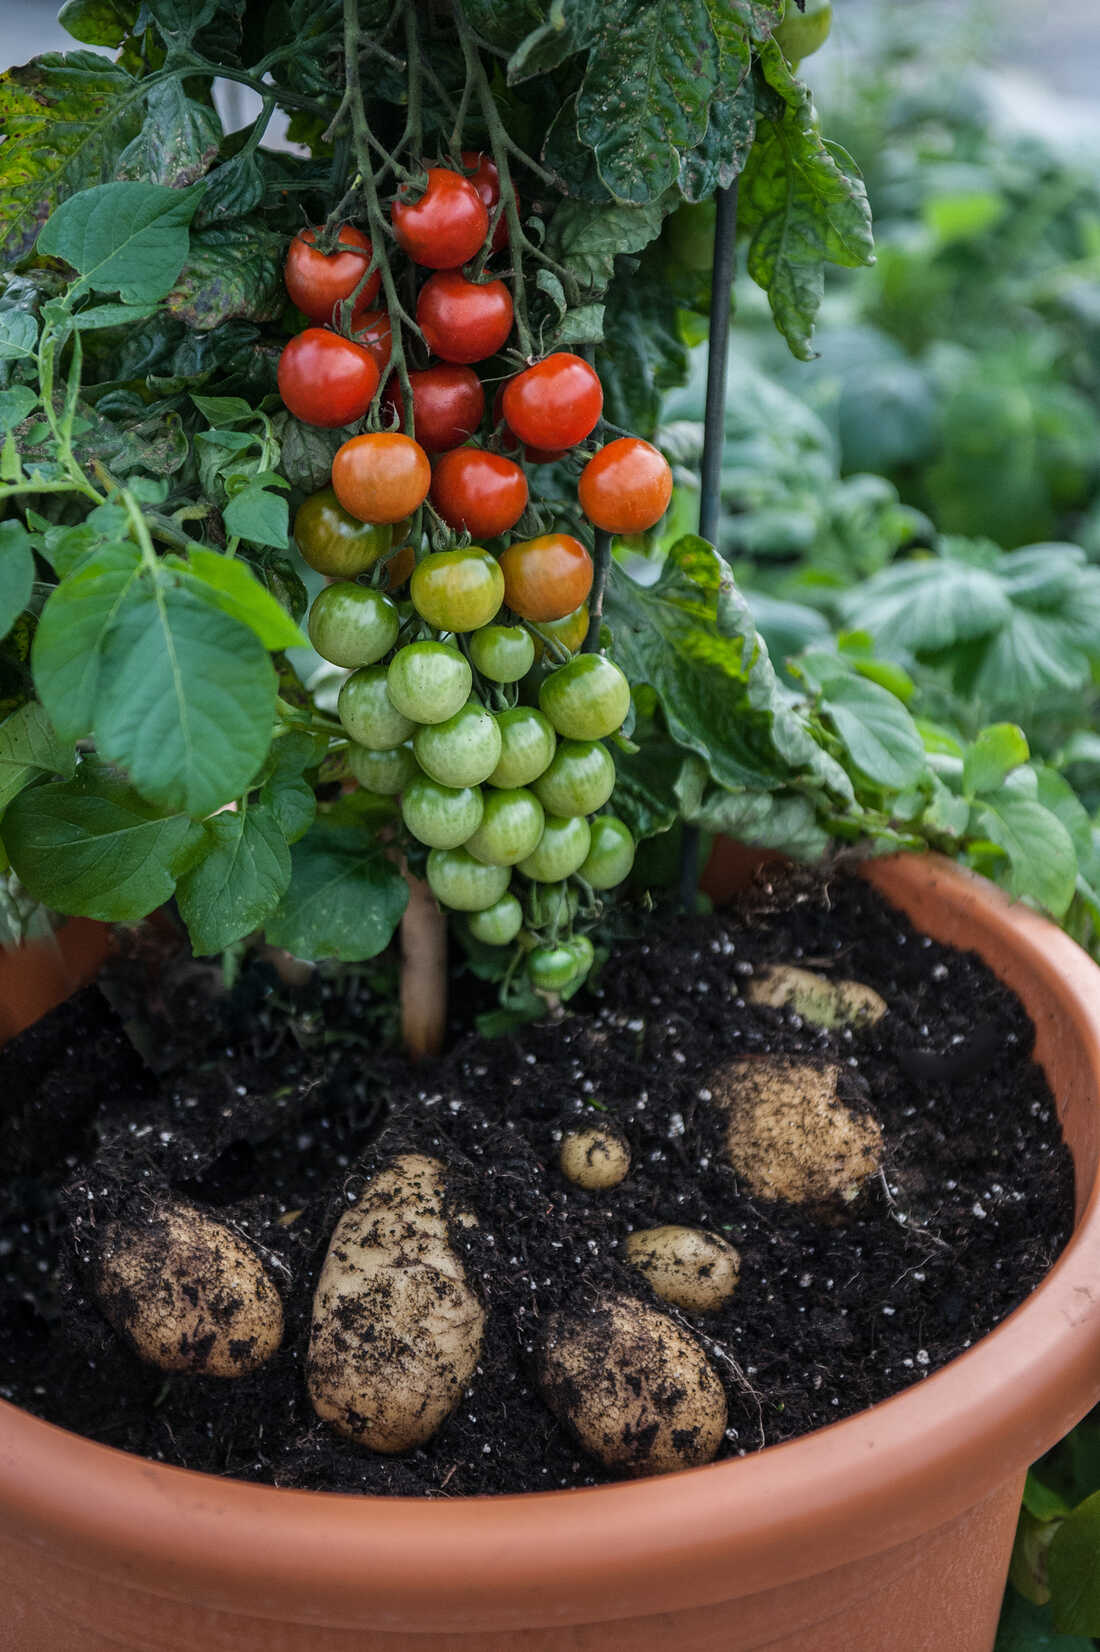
[416,271,514,364]
[499,535,594,623]
[386,641,472,724]
[469,625,535,683]
[579,440,674,534]
[430,449,529,539]
[294,490,392,577]
[461,151,509,253]
[332,432,432,524]
[391,167,489,269]
[502,354,603,451]
[533,741,616,818]
[414,700,503,788]
[539,656,631,741]
[410,548,504,633]
[401,774,485,850]
[307,583,400,669]
[284,225,380,324]
[467,893,523,946]
[464,788,545,866]
[386,365,484,454]
[277,330,380,429]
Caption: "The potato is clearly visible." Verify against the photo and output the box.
[623,1225,740,1313]
[713,1058,882,1205]
[92,1199,284,1376]
[308,1152,485,1453]
[537,1293,727,1477]
[748,964,887,1029]
[559,1125,630,1189]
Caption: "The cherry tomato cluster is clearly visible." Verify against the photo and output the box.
[278,158,674,993]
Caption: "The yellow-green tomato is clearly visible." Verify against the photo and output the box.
[464,788,545,866]
[346,741,419,795]
[580,815,635,889]
[294,487,391,577]
[469,624,535,683]
[530,604,590,662]
[467,892,524,946]
[339,664,417,750]
[773,0,832,64]
[527,934,593,992]
[414,700,503,788]
[539,655,631,741]
[427,847,511,912]
[487,706,556,788]
[401,774,484,849]
[533,740,615,818]
[410,547,505,633]
[517,814,591,883]
[386,640,472,724]
[307,582,400,668]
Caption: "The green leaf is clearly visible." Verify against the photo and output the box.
[222,483,290,550]
[608,735,682,840]
[144,0,222,43]
[177,548,304,649]
[265,824,409,962]
[963,724,1030,798]
[600,276,689,437]
[37,180,202,303]
[0,312,38,362]
[4,763,198,920]
[839,557,1012,655]
[0,52,142,265]
[676,752,828,858]
[272,415,345,493]
[1048,1489,1100,1635]
[32,542,142,738]
[739,75,874,359]
[191,393,258,425]
[116,81,222,189]
[679,80,756,200]
[70,301,160,329]
[175,804,291,955]
[0,387,37,430]
[576,0,719,203]
[0,702,76,816]
[544,195,668,294]
[996,1592,1093,1651]
[506,2,600,80]
[1024,1474,1074,1523]
[59,0,139,47]
[0,521,36,641]
[818,675,926,791]
[957,608,1091,713]
[165,224,285,330]
[973,795,1077,918]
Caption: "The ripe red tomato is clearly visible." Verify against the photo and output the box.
[460,150,512,253]
[351,309,392,375]
[498,533,594,622]
[502,353,603,451]
[386,364,485,453]
[579,438,674,533]
[391,167,489,269]
[277,330,379,428]
[430,448,528,538]
[491,383,567,463]
[417,271,514,365]
[331,432,431,524]
[284,225,380,324]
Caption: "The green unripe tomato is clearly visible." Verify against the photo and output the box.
[567,933,595,976]
[539,655,631,741]
[517,814,591,883]
[401,774,484,849]
[346,740,419,795]
[773,0,832,64]
[339,664,417,750]
[464,788,545,866]
[527,940,591,992]
[487,706,556,788]
[427,847,511,912]
[410,547,505,633]
[414,699,503,788]
[580,815,635,890]
[307,582,400,668]
[533,740,615,818]
[467,892,524,946]
[526,880,579,930]
[294,487,391,577]
[386,640,472,724]
[469,624,535,683]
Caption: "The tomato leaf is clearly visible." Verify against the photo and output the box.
[174,549,304,648]
[0,521,36,641]
[115,81,223,189]
[265,824,409,961]
[165,224,285,330]
[37,179,203,304]
[58,0,139,48]
[176,804,292,955]
[544,196,668,295]
[222,483,290,551]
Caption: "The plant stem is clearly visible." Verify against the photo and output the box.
[583,529,612,653]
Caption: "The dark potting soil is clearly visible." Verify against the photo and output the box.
[0,870,1075,1496]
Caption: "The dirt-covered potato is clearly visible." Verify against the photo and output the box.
[537,1293,727,1477]
[623,1225,740,1313]
[559,1125,630,1189]
[713,1058,883,1205]
[308,1152,485,1453]
[748,964,887,1028]
[91,1200,284,1376]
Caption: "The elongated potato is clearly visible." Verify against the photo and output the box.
[537,1293,727,1477]
[559,1125,630,1189]
[712,1058,882,1205]
[623,1225,740,1313]
[748,963,887,1028]
[92,1199,284,1376]
[308,1153,485,1453]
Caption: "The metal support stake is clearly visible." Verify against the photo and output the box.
[680,178,739,912]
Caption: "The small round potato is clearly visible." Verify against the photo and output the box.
[623,1225,740,1313]
[748,964,887,1029]
[559,1125,630,1189]
[308,1153,485,1453]
[537,1293,727,1477]
[92,1200,284,1376]
[713,1058,882,1206]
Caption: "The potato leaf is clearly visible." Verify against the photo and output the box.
[0,520,36,641]
[0,702,76,817]
[265,824,409,961]
[176,804,292,955]
[37,179,203,304]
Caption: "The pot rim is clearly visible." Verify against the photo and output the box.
[3,853,1100,1633]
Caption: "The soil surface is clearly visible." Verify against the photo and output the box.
[0,870,1075,1495]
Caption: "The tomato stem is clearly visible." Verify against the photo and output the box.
[582,530,612,654]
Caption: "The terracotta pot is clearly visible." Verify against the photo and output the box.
[3,854,1100,1652]
[0,917,112,1042]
